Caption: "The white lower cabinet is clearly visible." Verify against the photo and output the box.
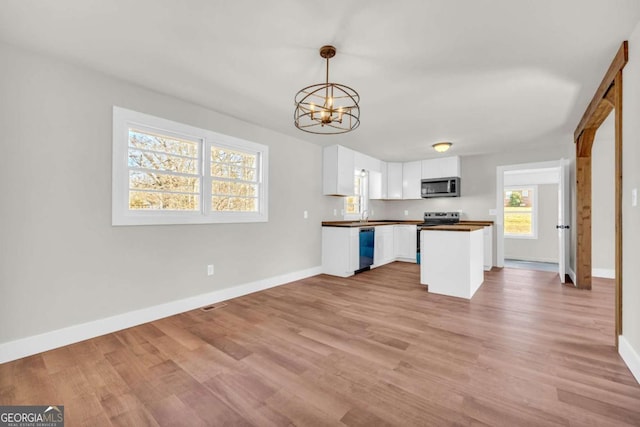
[322,227,360,277]
[322,225,418,277]
[373,226,395,267]
[394,225,417,262]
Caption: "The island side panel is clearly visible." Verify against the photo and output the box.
[420,229,484,299]
[469,229,485,296]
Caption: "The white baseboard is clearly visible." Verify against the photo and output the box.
[619,335,640,385]
[592,268,615,279]
[0,266,322,364]
[568,267,577,285]
[504,256,557,263]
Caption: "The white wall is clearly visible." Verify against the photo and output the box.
[0,42,324,345]
[591,114,616,276]
[504,184,559,263]
[621,24,640,380]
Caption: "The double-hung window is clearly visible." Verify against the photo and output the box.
[113,107,268,225]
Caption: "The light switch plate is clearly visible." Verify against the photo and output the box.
[632,188,638,207]
[489,209,497,216]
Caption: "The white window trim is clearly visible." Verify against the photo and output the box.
[504,185,538,239]
[113,106,268,226]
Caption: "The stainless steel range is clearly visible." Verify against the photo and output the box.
[417,212,460,264]
[420,211,460,226]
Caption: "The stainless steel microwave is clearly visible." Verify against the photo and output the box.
[421,177,460,198]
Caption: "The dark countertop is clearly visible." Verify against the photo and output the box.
[322,220,492,229]
[321,220,423,227]
[420,224,484,232]
[459,220,494,226]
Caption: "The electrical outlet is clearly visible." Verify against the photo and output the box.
[404,210,409,216]
[207,265,214,276]
[633,188,638,207]
[489,209,497,216]
[303,210,308,219]
[333,208,337,216]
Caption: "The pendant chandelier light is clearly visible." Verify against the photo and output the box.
[294,45,360,134]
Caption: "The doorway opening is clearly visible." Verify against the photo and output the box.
[496,160,570,283]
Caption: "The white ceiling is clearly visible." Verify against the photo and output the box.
[1,1,639,161]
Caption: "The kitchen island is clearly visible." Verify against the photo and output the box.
[420,225,485,299]
[321,219,491,295]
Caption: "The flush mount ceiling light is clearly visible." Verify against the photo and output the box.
[432,142,452,153]
[294,45,360,134]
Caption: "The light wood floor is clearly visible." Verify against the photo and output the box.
[2,263,639,426]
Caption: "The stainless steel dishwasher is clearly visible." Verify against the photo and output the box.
[357,227,375,273]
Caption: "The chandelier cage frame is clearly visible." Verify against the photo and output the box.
[294,45,361,135]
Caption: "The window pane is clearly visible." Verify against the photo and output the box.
[243,168,256,181]
[212,196,258,212]
[354,175,362,196]
[210,145,259,213]
[244,198,257,212]
[129,129,199,158]
[127,126,201,213]
[345,196,360,214]
[129,171,199,193]
[504,188,534,236]
[212,181,257,197]
[504,210,532,234]
[211,148,256,167]
[211,146,258,182]
[128,149,198,174]
[211,164,257,181]
[129,191,199,211]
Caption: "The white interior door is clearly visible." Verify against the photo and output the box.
[557,159,570,283]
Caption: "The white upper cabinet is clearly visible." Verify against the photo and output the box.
[402,161,422,199]
[379,162,388,199]
[421,156,461,179]
[354,152,382,173]
[323,146,462,199]
[386,162,403,199]
[369,170,383,200]
[323,145,355,196]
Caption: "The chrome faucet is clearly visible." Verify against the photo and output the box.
[361,210,369,223]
